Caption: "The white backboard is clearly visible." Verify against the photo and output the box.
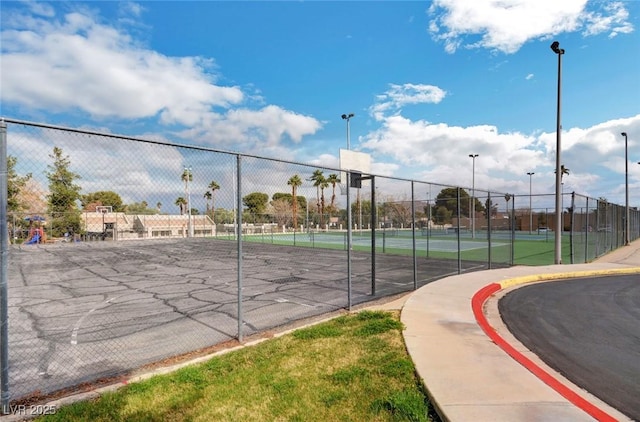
[339,149,371,189]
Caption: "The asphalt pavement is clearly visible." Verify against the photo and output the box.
[499,274,640,420]
[401,240,640,422]
[4,238,640,421]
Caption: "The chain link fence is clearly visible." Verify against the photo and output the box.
[0,118,637,410]
[509,193,639,264]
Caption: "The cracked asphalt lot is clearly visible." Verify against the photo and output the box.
[8,237,448,400]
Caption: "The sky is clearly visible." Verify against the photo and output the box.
[1,0,640,211]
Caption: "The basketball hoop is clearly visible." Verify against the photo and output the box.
[96,206,113,213]
[339,149,371,193]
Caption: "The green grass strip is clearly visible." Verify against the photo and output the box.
[38,311,437,422]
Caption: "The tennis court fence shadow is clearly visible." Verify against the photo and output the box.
[1,118,638,411]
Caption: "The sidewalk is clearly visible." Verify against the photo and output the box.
[401,241,640,422]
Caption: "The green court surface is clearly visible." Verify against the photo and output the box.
[223,228,607,267]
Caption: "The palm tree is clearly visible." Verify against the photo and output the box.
[310,169,324,219]
[327,174,340,209]
[208,181,220,220]
[204,191,212,215]
[319,177,329,227]
[504,193,511,214]
[554,165,570,182]
[287,174,303,231]
[175,197,187,215]
[181,168,193,212]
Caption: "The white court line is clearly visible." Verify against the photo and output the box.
[275,298,315,308]
[70,297,116,345]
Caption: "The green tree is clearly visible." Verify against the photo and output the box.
[423,202,434,221]
[213,208,234,224]
[81,191,124,211]
[435,187,467,216]
[435,187,485,217]
[287,174,303,230]
[7,155,32,213]
[126,201,158,215]
[243,192,269,217]
[434,206,453,225]
[46,147,82,236]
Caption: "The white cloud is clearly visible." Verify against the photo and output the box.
[174,105,322,150]
[428,0,633,54]
[525,73,534,80]
[371,83,447,120]
[1,11,242,120]
[0,7,321,151]
[362,86,640,202]
[581,2,634,38]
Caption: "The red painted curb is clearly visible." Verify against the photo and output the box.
[472,283,617,422]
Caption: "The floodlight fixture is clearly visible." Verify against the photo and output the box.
[341,113,354,120]
[341,113,355,150]
[550,41,564,55]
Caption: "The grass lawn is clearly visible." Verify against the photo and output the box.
[38,311,438,422]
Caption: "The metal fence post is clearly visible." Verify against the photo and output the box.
[457,187,461,274]
[0,120,10,414]
[570,192,575,263]
[370,176,376,296]
[511,195,515,266]
[411,181,417,290]
[585,197,589,261]
[487,191,492,269]
[236,155,243,343]
[346,172,352,311]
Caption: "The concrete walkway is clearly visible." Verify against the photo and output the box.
[401,241,640,422]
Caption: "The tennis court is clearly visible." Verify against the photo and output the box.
[243,229,511,253]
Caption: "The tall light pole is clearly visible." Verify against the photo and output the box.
[341,113,354,150]
[527,172,535,234]
[551,41,565,264]
[342,113,359,232]
[622,132,629,245]
[469,154,478,238]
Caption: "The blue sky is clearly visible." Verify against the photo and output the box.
[1,0,639,209]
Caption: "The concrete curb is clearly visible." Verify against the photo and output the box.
[498,267,640,289]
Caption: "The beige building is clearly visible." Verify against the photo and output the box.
[81,212,216,240]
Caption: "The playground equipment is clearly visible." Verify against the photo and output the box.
[25,225,46,244]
